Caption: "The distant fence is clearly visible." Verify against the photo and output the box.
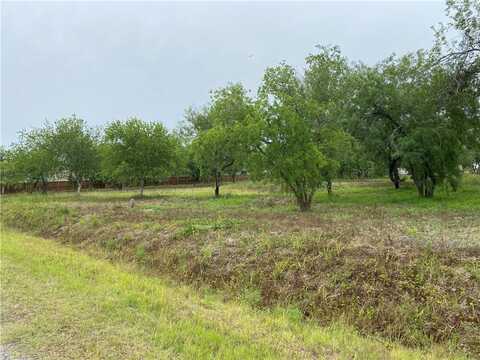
[2,175,249,194]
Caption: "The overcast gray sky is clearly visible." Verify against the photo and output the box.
[1,1,447,146]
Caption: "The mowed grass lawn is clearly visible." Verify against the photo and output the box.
[0,230,467,360]
[1,176,479,358]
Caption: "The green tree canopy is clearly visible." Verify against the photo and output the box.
[0,146,25,193]
[103,118,176,196]
[10,125,59,193]
[349,51,479,197]
[305,46,354,193]
[50,116,100,193]
[248,64,327,211]
[191,83,253,197]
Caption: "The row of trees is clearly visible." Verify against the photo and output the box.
[1,117,100,194]
[182,0,479,208]
[1,116,179,196]
[1,0,479,210]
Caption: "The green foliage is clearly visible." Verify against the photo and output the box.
[0,147,24,192]
[168,134,190,177]
[8,125,59,192]
[50,115,100,193]
[316,126,354,192]
[305,45,350,126]
[103,118,177,195]
[348,50,479,197]
[249,63,327,211]
[191,83,253,196]
[178,106,212,142]
[305,46,357,192]
[434,0,479,89]
[347,57,408,188]
[192,126,242,189]
[248,48,361,208]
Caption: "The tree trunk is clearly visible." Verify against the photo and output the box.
[296,193,312,212]
[215,173,220,197]
[326,179,333,195]
[232,173,236,183]
[425,182,435,197]
[76,180,82,194]
[389,158,400,189]
[41,177,48,194]
[413,174,435,198]
[297,198,312,212]
[139,178,145,197]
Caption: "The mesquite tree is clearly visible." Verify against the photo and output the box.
[0,147,25,194]
[347,58,408,189]
[248,64,328,211]
[305,46,354,193]
[103,118,176,196]
[10,125,58,193]
[191,84,253,197]
[192,126,242,197]
[399,53,478,196]
[50,116,100,194]
[349,50,479,197]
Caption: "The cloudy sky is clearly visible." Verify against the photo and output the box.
[1,1,447,146]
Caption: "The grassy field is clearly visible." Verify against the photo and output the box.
[1,176,479,358]
[0,230,469,359]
